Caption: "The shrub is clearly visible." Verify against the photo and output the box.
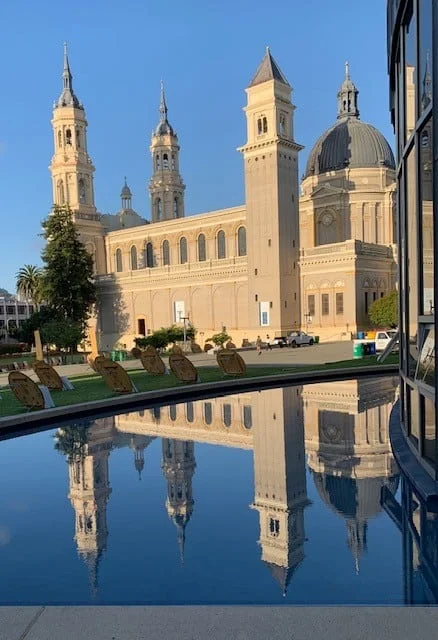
[369,290,398,328]
[207,331,232,347]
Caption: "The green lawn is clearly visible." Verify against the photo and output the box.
[0,355,398,419]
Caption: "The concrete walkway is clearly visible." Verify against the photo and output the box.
[0,341,354,388]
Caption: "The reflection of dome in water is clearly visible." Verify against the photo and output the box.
[313,473,399,521]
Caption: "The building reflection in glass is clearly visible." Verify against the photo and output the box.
[54,376,400,596]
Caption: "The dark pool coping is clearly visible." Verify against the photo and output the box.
[0,364,398,439]
[389,399,438,507]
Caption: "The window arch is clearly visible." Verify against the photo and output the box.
[257,118,263,135]
[237,226,247,256]
[169,404,177,421]
[130,245,138,270]
[65,128,72,145]
[78,178,86,204]
[162,239,170,266]
[279,113,286,136]
[173,196,179,218]
[223,404,232,427]
[155,154,160,170]
[163,153,169,169]
[197,233,206,261]
[243,405,252,429]
[145,242,154,268]
[204,402,212,425]
[57,179,65,204]
[115,249,122,273]
[180,237,188,264]
[186,402,194,423]
[171,153,176,169]
[217,230,226,259]
[262,116,268,133]
[76,128,81,148]
[58,130,62,148]
[155,198,162,221]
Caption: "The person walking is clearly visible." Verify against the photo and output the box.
[256,335,262,356]
[266,334,272,351]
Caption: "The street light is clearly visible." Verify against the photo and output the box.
[179,314,190,351]
[304,313,312,332]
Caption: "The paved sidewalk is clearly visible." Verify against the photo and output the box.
[0,341,354,388]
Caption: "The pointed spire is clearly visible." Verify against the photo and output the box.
[176,520,186,566]
[56,42,82,109]
[155,80,174,136]
[337,61,359,119]
[248,47,290,88]
[421,49,432,110]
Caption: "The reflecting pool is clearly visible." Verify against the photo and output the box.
[0,375,418,605]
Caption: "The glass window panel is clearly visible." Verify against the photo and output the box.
[217,230,226,259]
[408,385,420,447]
[130,246,138,270]
[169,405,177,421]
[162,240,170,266]
[223,404,232,427]
[422,394,436,466]
[404,11,416,140]
[116,249,122,272]
[308,295,315,316]
[406,146,419,378]
[415,326,435,387]
[243,405,252,429]
[204,402,212,425]
[237,227,247,256]
[336,292,344,315]
[180,237,188,264]
[145,242,154,268]
[186,402,194,423]
[321,294,329,316]
[197,234,206,262]
[419,0,433,115]
[419,118,434,314]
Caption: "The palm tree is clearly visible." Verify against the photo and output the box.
[16,265,43,306]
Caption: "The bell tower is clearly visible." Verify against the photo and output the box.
[238,48,303,336]
[149,82,185,222]
[49,44,106,275]
[161,438,196,563]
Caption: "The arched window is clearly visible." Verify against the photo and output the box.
[163,153,169,169]
[155,154,160,170]
[171,154,176,169]
[237,226,247,256]
[180,237,188,264]
[66,129,72,145]
[223,404,232,427]
[115,249,122,272]
[155,198,162,221]
[186,402,194,423]
[57,179,65,204]
[217,230,226,259]
[262,116,268,133]
[130,245,138,270]
[173,196,179,218]
[243,405,252,429]
[145,242,154,268]
[76,128,81,148]
[257,118,263,135]
[78,178,86,204]
[279,114,286,136]
[169,404,177,421]
[58,130,62,148]
[197,233,206,261]
[162,240,170,266]
[204,402,212,425]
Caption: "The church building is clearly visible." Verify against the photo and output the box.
[49,45,396,348]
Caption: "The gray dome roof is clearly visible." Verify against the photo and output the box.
[305,116,395,178]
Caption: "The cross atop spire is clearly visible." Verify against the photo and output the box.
[56,42,82,109]
[159,79,168,121]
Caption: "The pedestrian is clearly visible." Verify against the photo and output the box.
[256,335,262,355]
[266,334,272,351]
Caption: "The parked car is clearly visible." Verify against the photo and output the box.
[374,330,398,352]
[286,331,315,348]
[266,336,287,348]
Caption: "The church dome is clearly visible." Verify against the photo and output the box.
[304,63,395,178]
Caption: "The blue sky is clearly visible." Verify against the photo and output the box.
[0,0,392,293]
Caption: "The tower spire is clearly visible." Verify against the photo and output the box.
[56,42,81,109]
[154,80,174,135]
[337,61,359,119]
[159,80,168,121]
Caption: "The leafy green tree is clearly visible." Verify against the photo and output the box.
[135,329,170,350]
[16,307,59,345]
[16,265,43,305]
[208,331,232,347]
[40,318,84,351]
[40,205,96,344]
[369,290,398,328]
[54,425,89,462]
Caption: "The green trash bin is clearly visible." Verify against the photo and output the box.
[110,350,117,361]
[314,336,320,344]
[353,342,364,359]
[120,350,127,361]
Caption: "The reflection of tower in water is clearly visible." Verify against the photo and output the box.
[161,439,196,563]
[251,387,310,596]
[304,377,400,573]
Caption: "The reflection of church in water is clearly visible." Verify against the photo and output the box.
[56,375,399,595]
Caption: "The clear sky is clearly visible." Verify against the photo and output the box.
[0,0,392,293]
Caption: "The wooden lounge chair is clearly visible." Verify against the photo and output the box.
[8,371,55,410]
[98,358,137,394]
[140,346,167,375]
[169,353,199,383]
[217,349,246,376]
[33,360,74,391]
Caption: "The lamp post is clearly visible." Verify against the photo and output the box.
[180,315,190,351]
[304,312,312,333]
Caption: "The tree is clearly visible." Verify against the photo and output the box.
[369,290,398,328]
[40,205,96,343]
[16,265,43,305]
[40,318,84,351]
[207,331,232,347]
[54,425,89,462]
[135,329,170,351]
[16,307,60,346]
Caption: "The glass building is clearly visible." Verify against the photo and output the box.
[387,0,437,480]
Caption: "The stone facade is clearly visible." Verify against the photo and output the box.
[48,47,396,349]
